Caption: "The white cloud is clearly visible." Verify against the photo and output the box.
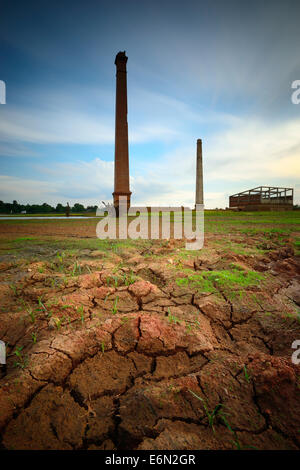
[205,118,300,181]
[131,116,300,207]
[0,104,183,146]
[0,143,40,158]
[0,107,114,144]
[0,83,193,146]
[0,158,114,205]
[0,175,58,202]
[0,93,299,208]
[0,82,242,151]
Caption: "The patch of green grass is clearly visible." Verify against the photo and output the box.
[188,389,256,449]
[31,332,37,344]
[167,308,181,325]
[36,296,47,314]
[123,270,136,286]
[71,261,82,276]
[176,267,264,294]
[106,275,119,287]
[188,390,226,433]
[13,345,28,369]
[204,210,300,235]
[112,296,119,315]
[243,365,251,383]
[12,236,36,242]
[27,306,36,323]
[9,283,17,295]
[176,275,215,293]
[77,305,85,323]
[54,317,63,330]
[294,238,300,256]
[174,249,195,261]
[240,226,294,236]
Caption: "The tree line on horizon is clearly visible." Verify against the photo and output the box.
[0,200,98,214]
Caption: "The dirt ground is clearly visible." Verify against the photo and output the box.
[0,212,300,450]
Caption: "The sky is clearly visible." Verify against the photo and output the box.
[0,0,299,209]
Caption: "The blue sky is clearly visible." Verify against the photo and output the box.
[0,0,299,208]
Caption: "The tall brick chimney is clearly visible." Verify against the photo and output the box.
[113,51,131,215]
[195,139,204,206]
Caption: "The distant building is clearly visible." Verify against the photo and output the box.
[21,210,26,214]
[229,186,294,211]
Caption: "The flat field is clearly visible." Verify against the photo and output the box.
[0,210,299,450]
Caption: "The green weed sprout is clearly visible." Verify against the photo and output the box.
[112,296,119,315]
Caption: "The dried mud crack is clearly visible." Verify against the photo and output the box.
[0,231,300,450]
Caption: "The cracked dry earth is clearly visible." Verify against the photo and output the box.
[0,236,300,450]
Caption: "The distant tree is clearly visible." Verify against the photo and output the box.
[55,203,65,213]
[0,201,8,213]
[86,205,98,213]
[0,200,95,214]
[41,203,54,213]
[72,203,85,213]
[12,200,20,213]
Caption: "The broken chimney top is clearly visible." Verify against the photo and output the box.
[115,51,128,66]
